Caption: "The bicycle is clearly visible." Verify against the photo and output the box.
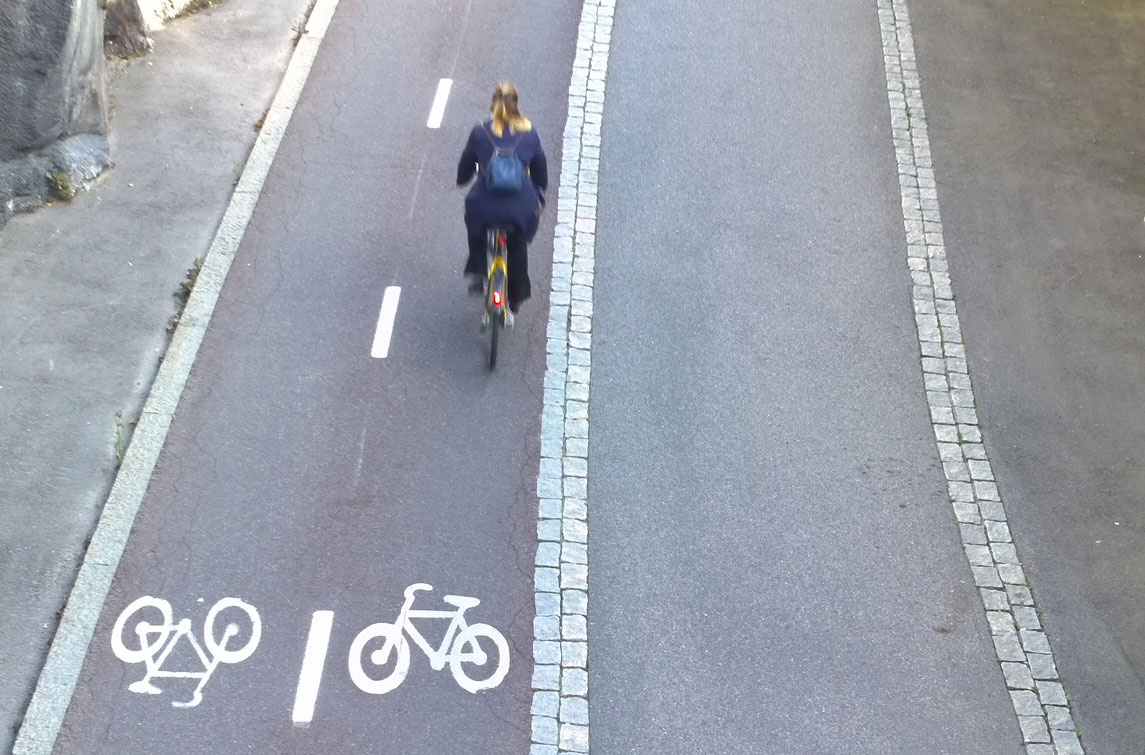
[110,596,261,708]
[482,226,511,369]
[348,583,509,694]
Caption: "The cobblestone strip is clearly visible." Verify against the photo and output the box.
[531,1,613,753]
[877,2,1083,753]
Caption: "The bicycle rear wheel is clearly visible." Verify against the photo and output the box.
[486,228,509,370]
[111,596,173,664]
[489,310,499,369]
[488,271,504,370]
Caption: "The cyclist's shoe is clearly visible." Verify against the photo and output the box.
[466,274,483,296]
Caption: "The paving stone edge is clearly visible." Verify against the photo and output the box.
[877,1,1084,753]
[9,1,342,751]
[530,1,614,753]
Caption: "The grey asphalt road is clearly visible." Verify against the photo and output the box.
[588,1,1023,753]
[0,1,311,749]
[911,0,1145,751]
[51,0,575,751]
[35,0,1145,753]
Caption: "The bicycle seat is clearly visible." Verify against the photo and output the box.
[486,226,512,251]
[443,595,480,610]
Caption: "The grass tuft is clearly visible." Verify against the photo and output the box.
[48,171,76,201]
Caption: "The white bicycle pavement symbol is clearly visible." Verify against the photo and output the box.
[348,583,510,695]
[111,596,261,708]
[108,585,507,724]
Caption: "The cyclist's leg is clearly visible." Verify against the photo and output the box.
[505,232,530,314]
[464,229,485,293]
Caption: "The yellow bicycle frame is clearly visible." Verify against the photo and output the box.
[486,232,509,312]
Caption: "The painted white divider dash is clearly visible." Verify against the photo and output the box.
[426,78,453,129]
[292,611,334,725]
[371,286,402,358]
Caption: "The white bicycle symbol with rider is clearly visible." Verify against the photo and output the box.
[111,596,261,708]
[349,583,509,694]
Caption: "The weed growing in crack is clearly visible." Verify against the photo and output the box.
[168,256,204,332]
[292,0,319,46]
[177,0,222,18]
[177,256,204,302]
[48,171,76,201]
[114,411,136,463]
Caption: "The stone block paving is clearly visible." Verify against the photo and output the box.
[532,0,614,752]
[879,0,1084,752]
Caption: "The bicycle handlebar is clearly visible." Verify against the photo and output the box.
[404,583,433,599]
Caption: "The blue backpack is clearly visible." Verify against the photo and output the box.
[483,126,526,196]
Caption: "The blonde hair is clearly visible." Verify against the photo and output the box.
[490,82,532,137]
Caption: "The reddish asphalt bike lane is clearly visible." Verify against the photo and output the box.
[51,0,577,751]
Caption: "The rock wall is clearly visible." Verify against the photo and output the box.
[0,0,111,226]
[138,0,198,30]
[105,0,152,58]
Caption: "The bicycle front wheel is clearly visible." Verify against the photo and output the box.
[449,622,510,693]
[489,305,499,369]
[204,598,262,663]
[348,622,410,695]
[488,269,505,369]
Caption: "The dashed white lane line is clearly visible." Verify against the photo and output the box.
[292,610,335,725]
[427,78,453,129]
[371,286,402,358]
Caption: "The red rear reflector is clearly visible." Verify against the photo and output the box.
[499,234,506,246]
[492,290,503,307]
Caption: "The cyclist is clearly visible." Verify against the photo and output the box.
[456,82,548,325]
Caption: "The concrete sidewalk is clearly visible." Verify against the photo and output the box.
[0,0,312,747]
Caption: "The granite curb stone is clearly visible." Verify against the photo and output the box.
[532,1,615,752]
[878,0,1084,751]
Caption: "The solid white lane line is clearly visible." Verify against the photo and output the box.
[371,286,402,358]
[292,611,334,724]
[426,78,453,129]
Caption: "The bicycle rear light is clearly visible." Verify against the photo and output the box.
[492,290,503,308]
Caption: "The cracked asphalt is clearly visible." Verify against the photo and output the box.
[0,0,313,749]
[6,0,1145,751]
[910,0,1145,749]
[51,0,575,750]
[588,0,1020,752]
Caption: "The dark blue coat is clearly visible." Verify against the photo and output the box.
[457,120,548,243]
